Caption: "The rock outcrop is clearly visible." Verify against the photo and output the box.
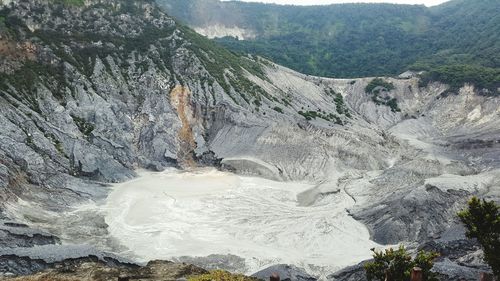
[0,259,208,281]
[0,0,498,280]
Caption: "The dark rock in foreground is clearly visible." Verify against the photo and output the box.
[252,264,316,281]
[0,259,207,281]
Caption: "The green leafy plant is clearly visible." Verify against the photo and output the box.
[386,98,401,113]
[458,197,500,278]
[163,0,500,83]
[179,25,268,105]
[417,64,500,95]
[334,93,350,116]
[365,79,400,112]
[71,115,95,138]
[273,106,284,114]
[365,78,395,94]
[298,110,342,124]
[364,246,439,281]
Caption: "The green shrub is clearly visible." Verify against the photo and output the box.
[281,98,291,107]
[160,0,500,79]
[365,78,395,94]
[26,135,33,146]
[418,64,500,95]
[71,115,95,137]
[298,110,318,120]
[298,110,344,124]
[371,95,401,113]
[273,106,284,114]
[458,197,500,277]
[364,246,439,281]
[386,98,401,113]
[179,25,267,104]
[334,93,349,116]
[365,78,400,112]
[50,0,84,6]
[43,133,65,155]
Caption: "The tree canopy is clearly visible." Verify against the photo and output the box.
[160,0,500,92]
[364,246,439,281]
[458,197,500,278]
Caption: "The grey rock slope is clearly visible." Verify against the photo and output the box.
[0,0,498,280]
[252,264,316,281]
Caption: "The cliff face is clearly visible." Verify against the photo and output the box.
[0,0,498,280]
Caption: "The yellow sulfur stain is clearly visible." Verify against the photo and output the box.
[170,85,197,168]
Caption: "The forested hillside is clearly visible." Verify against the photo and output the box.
[1,0,499,280]
[159,0,500,92]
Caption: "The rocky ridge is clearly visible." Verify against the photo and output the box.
[0,0,498,280]
[0,259,209,281]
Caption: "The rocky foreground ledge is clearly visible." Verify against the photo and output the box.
[0,258,259,281]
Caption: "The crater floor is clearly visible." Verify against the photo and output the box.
[102,168,381,278]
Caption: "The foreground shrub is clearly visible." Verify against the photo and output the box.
[458,197,500,278]
[364,246,439,281]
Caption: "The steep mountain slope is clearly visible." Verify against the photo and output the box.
[158,0,500,81]
[0,0,498,280]
[422,0,500,68]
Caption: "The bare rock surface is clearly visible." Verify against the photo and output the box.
[252,264,316,281]
[0,0,498,280]
[0,259,208,281]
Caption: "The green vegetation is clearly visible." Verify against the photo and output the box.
[364,246,439,281]
[50,0,84,6]
[26,135,34,146]
[71,115,95,138]
[335,94,348,116]
[0,60,67,111]
[365,78,395,94]
[189,270,258,281]
[458,197,500,277]
[180,24,266,80]
[298,110,317,121]
[161,0,500,89]
[330,91,350,117]
[32,19,177,77]
[273,106,283,114]
[0,8,30,40]
[161,0,436,77]
[44,132,65,155]
[0,0,271,109]
[179,25,268,105]
[417,64,500,95]
[370,95,400,113]
[365,79,400,112]
[298,110,343,125]
[385,98,401,113]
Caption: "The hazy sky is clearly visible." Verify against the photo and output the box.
[224,0,449,6]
